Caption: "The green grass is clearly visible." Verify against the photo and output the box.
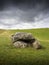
[0,28,49,65]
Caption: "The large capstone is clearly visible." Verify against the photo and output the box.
[11,32,34,43]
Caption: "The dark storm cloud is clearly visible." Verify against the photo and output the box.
[0,0,49,10]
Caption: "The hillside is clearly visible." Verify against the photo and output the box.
[0,28,49,65]
[0,28,49,41]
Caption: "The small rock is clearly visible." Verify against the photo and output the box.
[32,39,41,49]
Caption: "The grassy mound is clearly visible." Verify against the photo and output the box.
[0,28,49,65]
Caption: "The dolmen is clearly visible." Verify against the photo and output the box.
[11,32,41,49]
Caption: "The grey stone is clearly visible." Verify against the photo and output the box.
[32,39,41,49]
[13,41,27,48]
[11,32,41,49]
[11,32,34,43]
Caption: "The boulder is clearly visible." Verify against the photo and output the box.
[13,41,27,48]
[11,32,34,43]
[32,39,41,49]
[11,32,41,49]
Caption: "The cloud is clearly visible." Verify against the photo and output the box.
[0,9,49,29]
[0,0,49,29]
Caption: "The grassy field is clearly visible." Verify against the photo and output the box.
[0,28,49,65]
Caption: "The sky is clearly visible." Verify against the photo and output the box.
[0,0,49,29]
